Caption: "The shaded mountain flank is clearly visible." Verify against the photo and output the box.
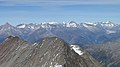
[85,39,120,67]
[0,36,103,67]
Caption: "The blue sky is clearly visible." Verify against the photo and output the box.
[0,0,120,25]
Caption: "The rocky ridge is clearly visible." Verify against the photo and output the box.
[0,36,103,67]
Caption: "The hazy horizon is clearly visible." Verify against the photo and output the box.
[0,0,120,25]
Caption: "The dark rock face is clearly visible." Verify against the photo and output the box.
[0,36,103,67]
[85,39,120,67]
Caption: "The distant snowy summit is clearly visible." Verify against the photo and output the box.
[16,21,117,34]
[15,21,117,35]
[16,21,116,29]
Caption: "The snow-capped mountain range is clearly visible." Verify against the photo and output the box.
[16,21,115,29]
[0,21,120,46]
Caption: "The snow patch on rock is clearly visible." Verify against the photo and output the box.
[71,45,84,55]
[106,30,116,34]
[32,43,38,46]
[17,24,26,28]
[54,64,62,67]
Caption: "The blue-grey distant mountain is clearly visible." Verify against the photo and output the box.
[0,21,120,47]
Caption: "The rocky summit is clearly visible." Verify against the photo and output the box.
[0,36,103,67]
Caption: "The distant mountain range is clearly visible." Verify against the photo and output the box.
[0,21,120,47]
[0,36,103,67]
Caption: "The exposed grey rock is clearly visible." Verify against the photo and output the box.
[0,36,103,67]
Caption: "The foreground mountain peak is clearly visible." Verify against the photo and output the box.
[6,35,19,40]
[0,36,103,67]
[3,35,19,41]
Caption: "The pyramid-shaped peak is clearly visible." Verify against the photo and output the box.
[1,22,13,28]
[4,22,12,26]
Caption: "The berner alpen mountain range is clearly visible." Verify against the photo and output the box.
[0,21,120,47]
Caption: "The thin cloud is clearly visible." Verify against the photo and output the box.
[0,0,120,6]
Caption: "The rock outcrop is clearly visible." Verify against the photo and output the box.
[0,36,103,67]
